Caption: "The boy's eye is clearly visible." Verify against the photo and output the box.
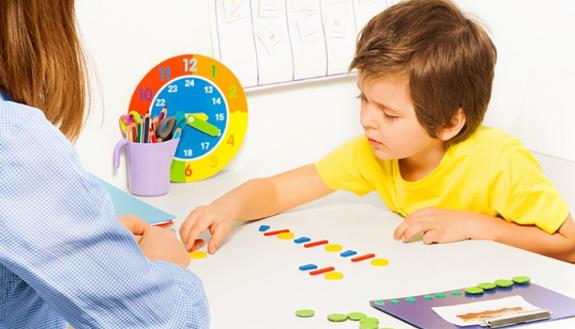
[383,112,399,121]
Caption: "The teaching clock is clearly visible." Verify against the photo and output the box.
[128,54,248,182]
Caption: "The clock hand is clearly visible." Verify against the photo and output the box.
[185,114,221,137]
[190,112,208,122]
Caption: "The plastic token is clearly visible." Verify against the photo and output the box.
[371,258,389,267]
[324,244,343,252]
[451,291,463,296]
[478,282,496,290]
[423,295,433,300]
[374,300,385,305]
[277,232,295,240]
[465,287,484,295]
[298,264,318,271]
[361,317,379,325]
[495,279,514,288]
[327,313,347,322]
[435,293,446,298]
[258,225,270,232]
[405,297,416,303]
[189,251,207,259]
[347,312,367,321]
[324,271,344,280]
[390,299,400,304]
[360,323,378,329]
[340,250,357,257]
[512,276,530,284]
[295,309,315,318]
[294,236,311,244]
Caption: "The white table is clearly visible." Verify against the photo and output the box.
[140,165,575,329]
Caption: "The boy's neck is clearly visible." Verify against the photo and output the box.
[398,142,447,182]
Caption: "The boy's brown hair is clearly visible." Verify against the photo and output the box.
[0,0,87,140]
[350,0,497,144]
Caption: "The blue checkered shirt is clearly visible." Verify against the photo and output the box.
[0,91,209,328]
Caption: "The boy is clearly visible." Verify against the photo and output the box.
[180,0,575,262]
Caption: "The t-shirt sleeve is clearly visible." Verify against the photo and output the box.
[315,136,376,196]
[491,143,570,234]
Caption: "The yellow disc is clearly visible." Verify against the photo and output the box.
[189,251,207,259]
[324,244,343,252]
[371,258,389,267]
[325,272,344,280]
[277,232,295,240]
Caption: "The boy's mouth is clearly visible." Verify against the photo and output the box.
[367,137,383,146]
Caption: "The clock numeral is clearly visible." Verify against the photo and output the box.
[159,67,171,80]
[229,85,238,99]
[212,97,222,105]
[138,88,153,101]
[204,86,213,94]
[168,85,178,93]
[155,98,166,107]
[215,113,224,121]
[210,156,218,168]
[227,134,235,147]
[185,164,193,177]
[183,58,198,72]
[211,65,216,77]
[183,149,193,157]
[200,142,210,150]
[184,79,195,87]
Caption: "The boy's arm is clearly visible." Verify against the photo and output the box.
[180,164,334,253]
[476,213,575,263]
[395,209,575,263]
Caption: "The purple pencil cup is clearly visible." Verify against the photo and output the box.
[113,138,179,196]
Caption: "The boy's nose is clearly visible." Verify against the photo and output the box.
[360,105,379,130]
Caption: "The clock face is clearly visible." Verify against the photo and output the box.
[128,54,248,182]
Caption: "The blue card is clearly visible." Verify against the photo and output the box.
[93,175,175,226]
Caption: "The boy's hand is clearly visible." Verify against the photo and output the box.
[393,208,479,244]
[119,215,190,268]
[180,204,234,255]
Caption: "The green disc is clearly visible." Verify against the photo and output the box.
[478,282,497,290]
[361,317,379,325]
[390,299,400,304]
[348,312,367,321]
[465,287,484,295]
[512,276,530,284]
[423,295,433,300]
[327,313,347,322]
[360,323,378,329]
[451,291,463,296]
[495,279,514,288]
[405,297,417,303]
[374,300,385,305]
[295,309,315,318]
[435,293,446,298]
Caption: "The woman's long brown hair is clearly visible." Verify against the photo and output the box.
[0,0,87,140]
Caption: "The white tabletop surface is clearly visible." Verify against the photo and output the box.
[134,155,575,329]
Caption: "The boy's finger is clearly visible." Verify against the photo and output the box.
[208,224,226,254]
[185,219,211,250]
[191,239,205,251]
[179,212,199,244]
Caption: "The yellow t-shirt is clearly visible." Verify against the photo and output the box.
[315,126,569,234]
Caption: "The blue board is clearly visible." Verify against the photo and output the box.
[371,281,575,328]
[93,175,174,226]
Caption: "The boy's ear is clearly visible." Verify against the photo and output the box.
[438,108,466,141]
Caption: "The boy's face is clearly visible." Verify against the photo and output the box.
[358,73,441,161]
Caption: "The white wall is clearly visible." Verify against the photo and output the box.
[75,0,575,191]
